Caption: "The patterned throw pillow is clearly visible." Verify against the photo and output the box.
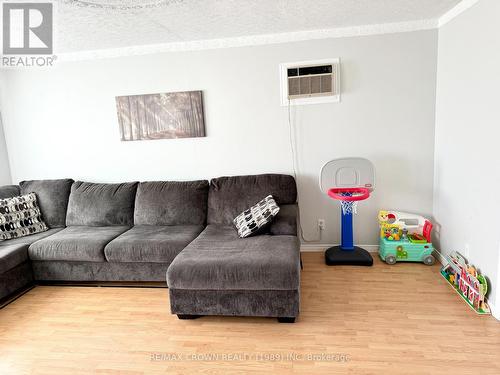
[0,193,48,241]
[233,195,280,238]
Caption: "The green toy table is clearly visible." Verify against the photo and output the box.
[379,237,435,265]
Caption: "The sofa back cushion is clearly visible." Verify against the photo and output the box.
[134,180,209,225]
[208,174,297,225]
[66,181,138,226]
[269,204,298,236]
[0,185,20,199]
[20,179,74,228]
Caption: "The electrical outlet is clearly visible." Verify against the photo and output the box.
[318,219,326,231]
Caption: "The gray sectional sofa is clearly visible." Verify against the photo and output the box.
[0,174,300,322]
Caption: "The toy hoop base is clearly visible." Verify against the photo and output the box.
[325,246,373,266]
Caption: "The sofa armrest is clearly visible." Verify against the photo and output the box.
[269,204,297,236]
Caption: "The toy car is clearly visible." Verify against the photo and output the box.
[379,237,435,265]
[378,210,436,265]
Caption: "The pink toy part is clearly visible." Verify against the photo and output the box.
[423,220,433,243]
[327,187,370,202]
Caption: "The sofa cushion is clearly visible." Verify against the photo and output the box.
[105,225,204,263]
[0,185,20,199]
[28,226,129,262]
[0,244,29,274]
[269,204,297,236]
[134,181,208,225]
[0,228,62,274]
[208,174,297,225]
[233,195,280,238]
[20,179,74,228]
[167,225,300,290]
[66,181,138,226]
[0,228,62,248]
[0,193,49,241]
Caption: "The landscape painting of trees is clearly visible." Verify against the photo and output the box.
[115,91,205,141]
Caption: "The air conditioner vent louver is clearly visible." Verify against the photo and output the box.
[280,58,340,106]
[288,64,334,99]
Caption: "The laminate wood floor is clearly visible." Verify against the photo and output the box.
[0,252,498,375]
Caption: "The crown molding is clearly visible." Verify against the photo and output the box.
[438,0,479,27]
[57,1,480,62]
[58,18,438,62]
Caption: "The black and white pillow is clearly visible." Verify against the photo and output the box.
[0,193,48,241]
[233,195,280,238]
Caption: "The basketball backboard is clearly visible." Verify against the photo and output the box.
[319,157,375,194]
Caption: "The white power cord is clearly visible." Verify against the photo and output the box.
[287,99,321,243]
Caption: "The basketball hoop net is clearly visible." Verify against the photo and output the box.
[340,193,358,215]
[327,188,370,216]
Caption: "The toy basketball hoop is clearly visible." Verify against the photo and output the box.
[328,187,370,215]
[319,158,375,266]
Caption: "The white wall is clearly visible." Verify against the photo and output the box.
[0,114,12,185]
[434,0,500,315]
[0,30,438,246]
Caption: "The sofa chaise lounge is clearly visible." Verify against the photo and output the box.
[0,174,300,322]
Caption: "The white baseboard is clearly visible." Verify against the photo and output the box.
[302,245,446,258]
[489,301,499,321]
[300,244,379,253]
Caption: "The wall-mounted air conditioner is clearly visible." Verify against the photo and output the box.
[280,58,340,106]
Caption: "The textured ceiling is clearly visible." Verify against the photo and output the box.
[56,0,461,53]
